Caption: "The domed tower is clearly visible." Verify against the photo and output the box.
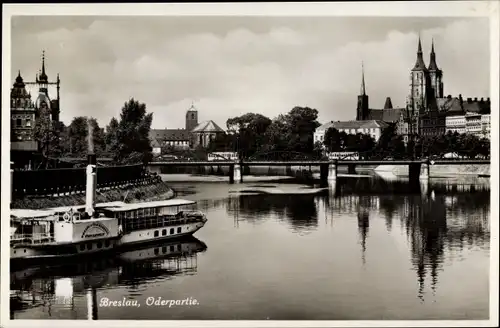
[185,102,199,132]
[11,71,36,144]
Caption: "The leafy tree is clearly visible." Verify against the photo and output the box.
[284,106,320,154]
[324,127,343,152]
[226,113,272,159]
[113,98,153,164]
[105,117,119,154]
[207,133,237,153]
[62,116,105,157]
[263,115,290,154]
[33,105,62,167]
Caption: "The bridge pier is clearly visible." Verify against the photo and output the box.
[408,163,422,186]
[347,164,356,175]
[230,163,242,184]
[320,163,329,183]
[408,159,430,186]
[328,161,337,181]
[421,159,430,181]
[328,179,338,198]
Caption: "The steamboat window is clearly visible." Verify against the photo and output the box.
[162,246,167,253]
[170,245,174,252]
[154,248,159,255]
[170,228,174,234]
[162,229,167,236]
[80,244,85,251]
[97,242,102,249]
[177,227,181,233]
[105,240,110,248]
[154,230,159,237]
[177,245,181,251]
[87,243,92,250]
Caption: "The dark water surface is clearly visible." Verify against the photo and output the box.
[10,175,490,320]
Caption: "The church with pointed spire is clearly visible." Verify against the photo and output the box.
[354,36,490,142]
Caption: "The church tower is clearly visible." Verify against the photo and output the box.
[407,37,429,116]
[356,63,370,121]
[428,39,443,100]
[185,102,199,132]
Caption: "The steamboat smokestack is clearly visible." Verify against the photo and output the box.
[86,119,97,217]
[86,153,97,217]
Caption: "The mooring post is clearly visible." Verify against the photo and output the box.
[328,160,337,181]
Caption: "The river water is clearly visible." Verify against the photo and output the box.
[10,174,491,320]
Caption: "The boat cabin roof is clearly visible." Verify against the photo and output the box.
[102,199,196,212]
[11,209,57,219]
[48,201,126,213]
[10,199,195,218]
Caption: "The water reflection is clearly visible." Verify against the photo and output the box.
[10,237,207,319]
[178,176,490,303]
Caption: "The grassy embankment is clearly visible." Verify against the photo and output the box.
[11,180,174,210]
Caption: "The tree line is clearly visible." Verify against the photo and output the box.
[208,107,322,159]
[210,112,490,160]
[34,99,490,166]
[323,123,490,159]
[35,98,154,166]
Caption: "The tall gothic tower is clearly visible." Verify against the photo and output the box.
[356,63,370,121]
[407,37,429,115]
[428,39,443,100]
[185,102,199,132]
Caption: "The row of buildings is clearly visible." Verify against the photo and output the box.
[314,37,491,145]
[9,54,227,161]
[11,38,491,162]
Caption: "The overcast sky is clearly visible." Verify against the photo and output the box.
[11,16,489,130]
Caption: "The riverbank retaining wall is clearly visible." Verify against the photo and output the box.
[374,164,490,177]
[11,180,174,210]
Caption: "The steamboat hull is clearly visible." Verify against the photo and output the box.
[10,220,206,269]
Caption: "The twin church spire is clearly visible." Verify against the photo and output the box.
[359,36,442,96]
[356,35,443,121]
[412,36,440,72]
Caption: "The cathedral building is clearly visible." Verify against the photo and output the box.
[355,37,490,143]
[149,103,225,153]
[11,52,61,168]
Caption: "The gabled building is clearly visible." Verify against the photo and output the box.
[149,103,226,151]
[191,120,225,148]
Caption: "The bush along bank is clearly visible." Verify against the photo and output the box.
[11,180,175,210]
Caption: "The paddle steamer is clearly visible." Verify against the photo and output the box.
[10,154,207,265]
